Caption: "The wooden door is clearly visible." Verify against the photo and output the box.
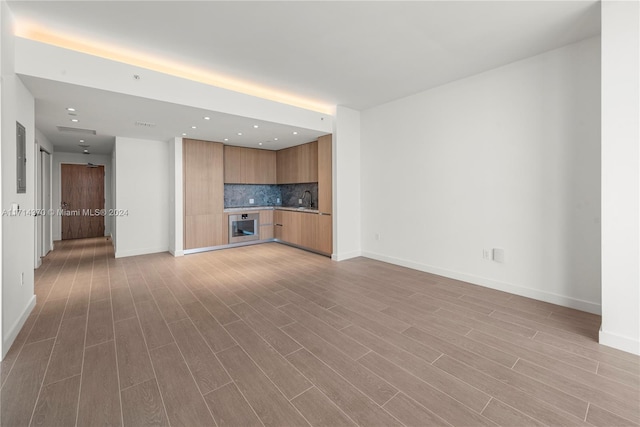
[61,164,104,240]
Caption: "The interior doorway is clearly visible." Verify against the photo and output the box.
[61,163,105,240]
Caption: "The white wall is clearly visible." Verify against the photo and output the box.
[361,37,601,314]
[600,1,639,355]
[51,151,112,240]
[168,137,183,256]
[1,2,37,358]
[114,137,169,258]
[333,106,362,260]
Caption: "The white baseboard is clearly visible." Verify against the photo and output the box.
[332,250,362,261]
[599,328,640,355]
[170,249,184,257]
[361,251,601,315]
[2,295,36,360]
[115,246,169,258]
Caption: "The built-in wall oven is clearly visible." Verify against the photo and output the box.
[229,213,260,243]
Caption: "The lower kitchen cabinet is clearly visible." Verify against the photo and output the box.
[259,210,274,240]
[274,210,332,255]
[318,214,332,254]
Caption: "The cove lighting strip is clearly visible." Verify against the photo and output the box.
[15,23,334,115]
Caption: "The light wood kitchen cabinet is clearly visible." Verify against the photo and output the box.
[317,134,332,214]
[274,209,331,255]
[317,214,332,254]
[183,139,225,249]
[224,146,276,184]
[259,209,274,239]
[275,210,301,244]
[276,141,318,184]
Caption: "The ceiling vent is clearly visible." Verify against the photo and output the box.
[134,121,156,128]
[57,126,97,135]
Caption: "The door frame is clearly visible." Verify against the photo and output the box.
[41,149,52,257]
[34,144,52,269]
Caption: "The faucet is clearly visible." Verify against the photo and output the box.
[301,190,314,208]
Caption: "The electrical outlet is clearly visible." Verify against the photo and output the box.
[249,199,254,204]
[493,248,505,263]
[298,198,303,204]
[482,249,493,260]
[276,198,280,204]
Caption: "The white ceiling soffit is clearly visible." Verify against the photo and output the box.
[22,75,328,155]
[9,1,601,111]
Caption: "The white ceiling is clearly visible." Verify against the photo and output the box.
[8,0,601,154]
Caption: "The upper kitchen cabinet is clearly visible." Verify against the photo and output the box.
[317,134,332,214]
[224,146,276,184]
[184,139,225,249]
[276,141,318,184]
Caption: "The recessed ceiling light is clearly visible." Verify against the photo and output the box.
[83,149,89,153]
[258,142,263,146]
[79,139,84,143]
[182,133,187,136]
[191,126,197,129]
[253,125,259,128]
[66,107,76,112]
[237,132,242,136]
[274,138,278,141]
[292,131,298,135]
[224,138,229,141]
[71,119,79,122]
[203,116,210,120]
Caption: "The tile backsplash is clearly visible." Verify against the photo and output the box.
[224,183,319,208]
[279,183,318,208]
[224,184,279,207]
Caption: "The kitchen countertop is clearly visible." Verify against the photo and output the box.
[224,206,320,213]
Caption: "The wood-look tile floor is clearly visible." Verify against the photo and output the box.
[1,237,639,427]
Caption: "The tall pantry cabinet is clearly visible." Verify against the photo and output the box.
[183,139,225,249]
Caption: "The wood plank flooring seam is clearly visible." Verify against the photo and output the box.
[356,346,493,418]
[285,348,406,427]
[25,335,61,427]
[480,396,494,415]
[512,358,639,423]
[109,288,126,427]
[199,379,235,397]
[125,303,172,427]
[223,330,313,401]
[157,340,220,425]
[285,384,316,402]
[26,279,84,425]
[281,337,408,425]
[380,390,401,407]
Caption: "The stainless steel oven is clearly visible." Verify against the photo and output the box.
[229,213,260,243]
